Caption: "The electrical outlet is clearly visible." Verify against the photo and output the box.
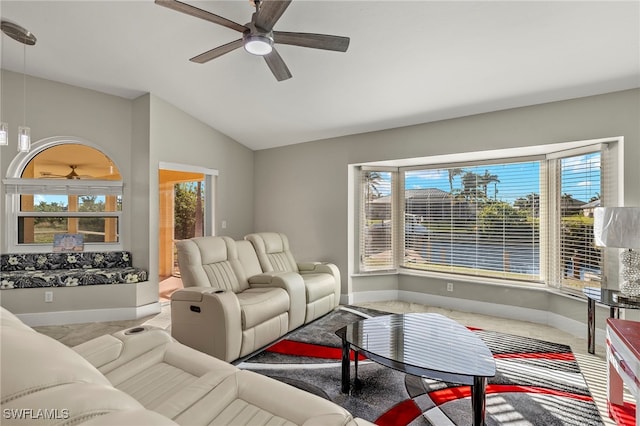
[221,220,227,229]
[446,282,454,292]
[45,291,53,303]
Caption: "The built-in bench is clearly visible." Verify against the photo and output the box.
[0,251,148,289]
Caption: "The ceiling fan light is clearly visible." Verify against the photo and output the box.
[244,35,273,56]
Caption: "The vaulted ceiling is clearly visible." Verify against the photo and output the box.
[1,1,639,151]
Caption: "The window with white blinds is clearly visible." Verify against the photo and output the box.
[360,169,395,271]
[356,141,609,290]
[402,160,541,281]
[555,151,602,290]
[3,178,123,249]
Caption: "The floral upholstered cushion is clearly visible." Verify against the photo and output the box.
[0,267,147,289]
[0,252,133,271]
[0,251,148,289]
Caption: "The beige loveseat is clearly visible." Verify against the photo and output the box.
[0,306,372,426]
[245,232,341,323]
[172,234,339,362]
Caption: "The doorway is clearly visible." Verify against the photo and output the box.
[158,163,217,301]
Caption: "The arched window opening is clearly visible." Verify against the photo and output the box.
[22,143,121,181]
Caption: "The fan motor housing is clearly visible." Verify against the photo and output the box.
[243,24,274,55]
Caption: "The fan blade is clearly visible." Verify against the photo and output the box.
[155,0,247,33]
[274,31,349,52]
[255,0,292,31]
[264,48,292,81]
[190,39,244,63]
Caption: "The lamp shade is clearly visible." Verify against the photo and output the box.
[594,207,640,248]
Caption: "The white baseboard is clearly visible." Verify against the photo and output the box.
[341,290,399,306]
[349,289,604,349]
[16,302,162,327]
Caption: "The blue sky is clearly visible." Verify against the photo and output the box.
[33,195,107,207]
[390,152,600,204]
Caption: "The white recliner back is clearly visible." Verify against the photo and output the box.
[245,232,340,323]
[176,236,249,292]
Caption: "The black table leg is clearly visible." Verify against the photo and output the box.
[354,349,359,386]
[587,297,595,354]
[471,376,487,426]
[341,336,350,394]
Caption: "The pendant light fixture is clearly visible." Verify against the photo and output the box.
[0,122,7,146]
[0,27,7,146]
[1,20,37,152]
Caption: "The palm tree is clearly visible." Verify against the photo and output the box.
[448,168,464,193]
[364,171,383,201]
[461,171,481,201]
[479,170,500,200]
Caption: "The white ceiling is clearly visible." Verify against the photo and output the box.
[1,1,639,151]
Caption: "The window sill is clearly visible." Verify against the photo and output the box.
[351,270,399,278]
[399,267,549,290]
[354,267,552,291]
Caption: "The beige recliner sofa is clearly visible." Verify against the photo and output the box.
[0,306,373,426]
[245,232,340,323]
[173,236,307,362]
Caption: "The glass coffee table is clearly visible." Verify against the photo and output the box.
[336,313,496,426]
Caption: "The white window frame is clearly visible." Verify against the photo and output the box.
[3,136,124,253]
[351,136,623,290]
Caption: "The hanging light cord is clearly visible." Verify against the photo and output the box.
[22,43,27,127]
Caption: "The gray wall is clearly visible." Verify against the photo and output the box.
[1,68,637,332]
[149,94,254,241]
[254,89,640,327]
[0,72,255,315]
[0,70,134,253]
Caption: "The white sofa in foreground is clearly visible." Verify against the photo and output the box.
[0,306,372,426]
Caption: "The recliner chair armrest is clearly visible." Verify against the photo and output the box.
[73,327,174,375]
[248,271,306,330]
[73,334,124,368]
[298,262,340,280]
[297,262,341,310]
[171,287,243,362]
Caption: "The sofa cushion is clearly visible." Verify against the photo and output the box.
[303,273,338,303]
[237,287,290,329]
[244,233,299,273]
[0,252,134,271]
[177,237,250,293]
[0,382,165,426]
[1,267,147,289]
[1,308,112,407]
[0,251,148,290]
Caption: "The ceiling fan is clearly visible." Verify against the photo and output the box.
[40,165,93,180]
[155,0,350,81]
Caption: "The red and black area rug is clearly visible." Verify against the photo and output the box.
[237,306,604,426]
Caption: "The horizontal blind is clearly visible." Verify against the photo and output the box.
[360,169,394,271]
[3,178,123,195]
[402,161,541,281]
[558,151,602,290]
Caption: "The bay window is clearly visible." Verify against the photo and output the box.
[357,139,618,292]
